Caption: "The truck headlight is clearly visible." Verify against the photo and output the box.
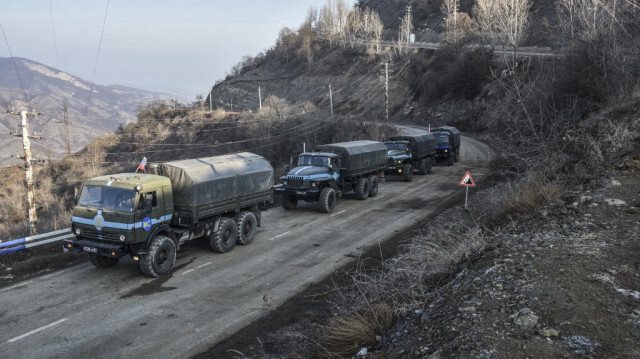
[444,150,448,153]
[397,160,402,164]
[119,234,126,242]
[311,182,317,187]
[75,228,81,236]
[283,180,288,186]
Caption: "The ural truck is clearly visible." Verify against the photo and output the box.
[432,126,461,166]
[274,140,387,213]
[384,133,436,182]
[64,152,274,277]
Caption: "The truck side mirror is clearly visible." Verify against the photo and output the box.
[289,156,294,166]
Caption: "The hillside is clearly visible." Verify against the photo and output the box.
[0,57,167,166]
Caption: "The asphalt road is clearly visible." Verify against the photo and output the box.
[0,133,495,359]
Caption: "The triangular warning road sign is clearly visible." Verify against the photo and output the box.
[459,171,476,187]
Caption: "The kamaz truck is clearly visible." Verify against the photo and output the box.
[432,126,461,166]
[384,133,436,182]
[274,140,387,213]
[64,152,273,277]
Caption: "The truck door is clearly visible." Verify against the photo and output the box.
[135,189,164,237]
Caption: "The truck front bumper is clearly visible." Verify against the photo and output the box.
[63,238,128,259]
[274,186,320,200]
[435,149,453,159]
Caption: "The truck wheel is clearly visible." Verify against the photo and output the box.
[402,164,413,182]
[355,177,369,200]
[447,153,454,166]
[282,195,298,210]
[418,159,427,175]
[368,175,379,197]
[88,253,119,268]
[426,157,433,173]
[235,211,257,245]
[139,235,176,278]
[454,148,460,162]
[210,217,237,253]
[318,187,336,213]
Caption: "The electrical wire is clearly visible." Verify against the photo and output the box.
[0,21,28,104]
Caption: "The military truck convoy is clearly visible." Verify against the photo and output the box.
[65,127,460,277]
[64,152,273,277]
[432,126,461,166]
[384,133,436,182]
[274,140,387,213]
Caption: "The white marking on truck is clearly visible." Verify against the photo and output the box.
[269,231,291,241]
[330,210,346,217]
[7,318,68,343]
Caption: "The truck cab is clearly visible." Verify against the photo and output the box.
[276,152,341,211]
[384,140,414,181]
[64,173,174,268]
[433,131,455,165]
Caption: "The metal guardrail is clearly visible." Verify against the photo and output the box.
[0,228,73,255]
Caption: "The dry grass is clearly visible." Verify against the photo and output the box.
[318,303,394,358]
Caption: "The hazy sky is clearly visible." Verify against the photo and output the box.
[0,0,353,99]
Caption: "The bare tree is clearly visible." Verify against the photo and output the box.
[369,9,384,53]
[441,0,475,48]
[473,0,532,61]
[317,1,337,44]
[398,5,414,53]
[473,0,500,47]
[335,0,351,45]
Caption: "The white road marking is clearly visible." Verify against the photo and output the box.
[330,210,346,217]
[373,195,386,201]
[197,262,212,269]
[181,269,195,276]
[0,280,33,293]
[269,231,291,241]
[7,318,68,343]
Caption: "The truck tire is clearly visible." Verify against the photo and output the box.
[355,177,369,200]
[402,164,413,182]
[139,235,176,278]
[454,148,460,162]
[235,211,257,245]
[282,195,298,210]
[318,187,336,213]
[210,217,237,253]
[418,159,427,175]
[88,253,119,268]
[368,175,379,197]
[447,153,454,166]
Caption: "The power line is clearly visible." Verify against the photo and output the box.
[48,0,60,68]
[83,0,111,110]
[0,22,28,104]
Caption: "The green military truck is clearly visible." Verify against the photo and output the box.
[384,133,436,182]
[274,140,387,213]
[64,152,273,277]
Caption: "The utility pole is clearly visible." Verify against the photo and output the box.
[328,83,334,128]
[258,86,262,111]
[9,110,42,235]
[384,62,389,139]
[62,103,71,156]
[209,90,213,111]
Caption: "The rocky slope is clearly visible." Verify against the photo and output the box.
[0,57,166,165]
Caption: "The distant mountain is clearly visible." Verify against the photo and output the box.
[0,57,168,166]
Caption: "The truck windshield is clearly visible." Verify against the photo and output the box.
[78,186,136,212]
[433,133,450,145]
[385,143,407,151]
[298,155,329,167]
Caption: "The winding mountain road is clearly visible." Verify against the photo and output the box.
[0,130,495,358]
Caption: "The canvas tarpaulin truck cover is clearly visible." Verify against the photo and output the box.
[157,152,273,212]
[315,140,387,174]
[388,134,436,158]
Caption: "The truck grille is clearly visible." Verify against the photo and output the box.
[82,228,121,242]
[286,176,304,188]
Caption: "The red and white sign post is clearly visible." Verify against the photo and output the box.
[459,171,476,209]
